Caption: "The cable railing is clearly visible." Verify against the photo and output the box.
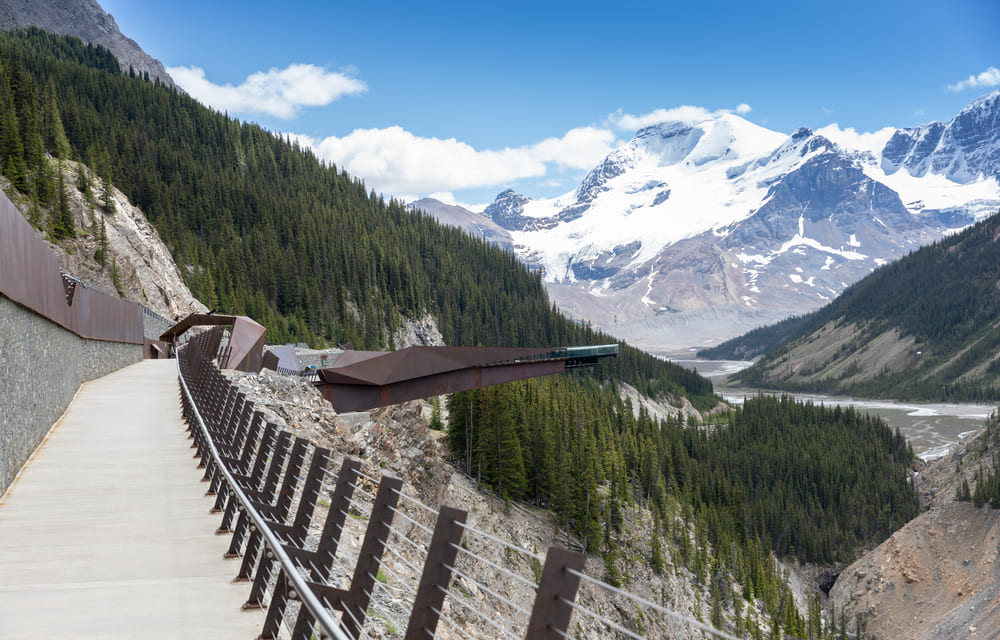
[176,326,750,640]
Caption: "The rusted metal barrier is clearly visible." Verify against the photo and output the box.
[0,190,142,343]
[176,327,588,640]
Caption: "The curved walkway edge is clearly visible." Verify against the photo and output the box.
[0,359,264,639]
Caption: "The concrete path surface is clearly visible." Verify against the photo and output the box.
[0,359,264,639]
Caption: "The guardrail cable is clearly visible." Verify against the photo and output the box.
[566,568,744,640]
[176,329,750,640]
[452,519,546,564]
[448,541,538,589]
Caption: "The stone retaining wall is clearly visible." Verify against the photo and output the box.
[142,307,172,340]
[0,295,141,495]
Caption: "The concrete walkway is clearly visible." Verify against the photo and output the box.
[0,359,264,639]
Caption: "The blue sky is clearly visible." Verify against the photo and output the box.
[101,0,999,207]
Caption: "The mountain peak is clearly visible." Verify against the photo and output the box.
[0,0,174,86]
[792,127,813,140]
[881,90,1000,183]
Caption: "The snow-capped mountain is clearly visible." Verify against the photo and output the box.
[882,91,1000,183]
[484,92,1000,353]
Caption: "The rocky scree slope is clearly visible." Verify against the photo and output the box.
[485,92,1000,353]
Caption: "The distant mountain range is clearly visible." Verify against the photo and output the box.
[407,198,513,251]
[0,0,174,86]
[453,92,1000,354]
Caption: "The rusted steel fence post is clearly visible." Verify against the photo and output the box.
[285,457,361,638]
[524,547,587,640]
[301,473,403,638]
[404,505,468,640]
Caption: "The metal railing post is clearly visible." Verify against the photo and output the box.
[403,505,467,640]
[524,547,587,640]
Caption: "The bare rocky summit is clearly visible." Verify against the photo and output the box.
[0,0,174,86]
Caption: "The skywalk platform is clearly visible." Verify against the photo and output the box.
[0,359,264,638]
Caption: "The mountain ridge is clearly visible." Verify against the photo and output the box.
[487,94,1000,353]
[728,210,1000,401]
[0,0,174,86]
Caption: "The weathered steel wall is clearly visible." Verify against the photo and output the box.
[0,193,143,344]
[0,191,146,496]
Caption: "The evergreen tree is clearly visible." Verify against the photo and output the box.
[49,162,75,240]
[41,79,70,158]
[94,213,108,267]
[98,149,114,213]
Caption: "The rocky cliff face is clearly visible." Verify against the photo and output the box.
[882,91,1000,182]
[0,0,174,86]
[4,161,203,320]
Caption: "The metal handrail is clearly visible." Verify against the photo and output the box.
[176,344,351,640]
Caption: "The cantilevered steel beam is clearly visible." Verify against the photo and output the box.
[314,344,617,412]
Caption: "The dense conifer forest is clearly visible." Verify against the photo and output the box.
[0,27,713,409]
[448,386,918,564]
[1,29,927,637]
[698,313,812,361]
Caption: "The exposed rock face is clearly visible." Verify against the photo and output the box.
[393,314,445,348]
[4,161,204,320]
[882,91,1000,182]
[483,188,556,232]
[831,425,1000,640]
[0,0,174,87]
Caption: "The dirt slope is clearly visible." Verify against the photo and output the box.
[831,423,1000,640]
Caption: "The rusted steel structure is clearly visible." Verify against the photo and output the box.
[177,328,588,640]
[0,191,142,343]
[261,345,302,373]
[315,344,618,412]
[160,312,266,372]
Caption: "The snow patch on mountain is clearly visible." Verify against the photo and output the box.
[504,114,789,283]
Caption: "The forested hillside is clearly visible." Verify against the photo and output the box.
[698,313,812,361]
[449,385,918,564]
[730,211,1000,401]
[447,380,919,637]
[0,27,714,408]
[2,28,930,637]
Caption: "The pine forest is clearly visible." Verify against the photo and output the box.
[0,28,930,638]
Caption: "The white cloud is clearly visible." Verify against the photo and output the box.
[293,125,616,196]
[609,103,753,130]
[947,66,1000,92]
[527,127,617,169]
[816,124,897,155]
[167,63,366,119]
[608,105,714,130]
